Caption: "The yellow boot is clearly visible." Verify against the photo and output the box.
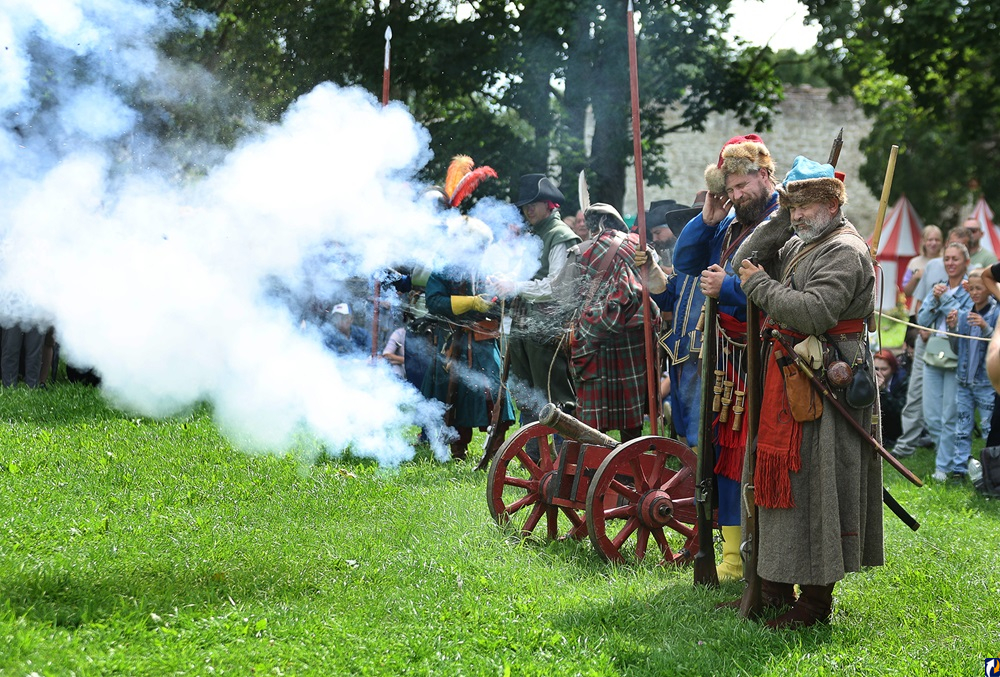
[717,525,744,582]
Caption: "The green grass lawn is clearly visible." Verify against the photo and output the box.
[1,383,997,675]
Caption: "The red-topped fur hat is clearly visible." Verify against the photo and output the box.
[703,133,776,195]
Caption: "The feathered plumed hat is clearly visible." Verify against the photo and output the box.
[703,133,775,195]
[426,155,499,210]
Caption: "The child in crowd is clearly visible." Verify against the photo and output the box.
[946,269,999,480]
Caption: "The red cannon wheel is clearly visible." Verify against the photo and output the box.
[585,436,699,564]
[486,422,587,541]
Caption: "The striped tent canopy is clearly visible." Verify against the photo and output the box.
[971,197,1000,256]
[870,194,924,311]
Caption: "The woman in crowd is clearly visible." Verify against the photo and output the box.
[944,268,998,480]
[917,242,971,479]
[873,349,907,448]
[902,224,943,317]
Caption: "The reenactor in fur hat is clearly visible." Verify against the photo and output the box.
[734,155,883,629]
[672,134,780,583]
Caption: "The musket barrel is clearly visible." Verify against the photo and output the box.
[538,403,619,448]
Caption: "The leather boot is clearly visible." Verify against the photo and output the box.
[451,427,472,461]
[715,579,796,618]
[716,525,743,582]
[761,579,797,609]
[765,582,834,630]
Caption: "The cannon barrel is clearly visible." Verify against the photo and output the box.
[538,403,619,448]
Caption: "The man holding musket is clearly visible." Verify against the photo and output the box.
[735,156,884,629]
[672,134,780,582]
[489,174,580,431]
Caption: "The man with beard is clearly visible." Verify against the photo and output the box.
[735,156,883,629]
[489,174,580,430]
[672,134,779,582]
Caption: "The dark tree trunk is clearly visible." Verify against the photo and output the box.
[588,0,631,213]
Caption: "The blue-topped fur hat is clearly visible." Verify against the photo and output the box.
[777,155,848,209]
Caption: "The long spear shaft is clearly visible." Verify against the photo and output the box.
[370,26,393,359]
[626,0,659,435]
[869,144,899,261]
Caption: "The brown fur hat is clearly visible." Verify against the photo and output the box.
[703,134,775,195]
[776,155,848,209]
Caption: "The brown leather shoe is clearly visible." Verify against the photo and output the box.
[765,583,834,630]
[715,579,796,618]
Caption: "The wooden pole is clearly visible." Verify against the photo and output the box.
[869,145,899,261]
[370,26,392,359]
[625,0,659,435]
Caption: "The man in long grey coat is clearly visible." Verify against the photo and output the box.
[736,156,884,629]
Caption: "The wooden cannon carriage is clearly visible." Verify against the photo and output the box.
[486,402,703,564]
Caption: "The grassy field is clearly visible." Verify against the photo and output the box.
[0,383,997,676]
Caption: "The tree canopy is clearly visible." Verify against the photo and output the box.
[169,1,784,213]
[804,0,1000,226]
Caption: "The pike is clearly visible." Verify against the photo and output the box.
[869,144,899,262]
[625,0,660,435]
[370,26,393,359]
[827,127,844,167]
[736,284,762,614]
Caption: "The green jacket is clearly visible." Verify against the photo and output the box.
[530,211,579,279]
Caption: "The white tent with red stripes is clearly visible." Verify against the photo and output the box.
[971,196,1000,256]
[871,194,924,311]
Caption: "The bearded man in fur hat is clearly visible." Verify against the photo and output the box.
[735,156,884,629]
[672,134,780,582]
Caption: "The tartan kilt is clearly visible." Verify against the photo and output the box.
[572,326,647,432]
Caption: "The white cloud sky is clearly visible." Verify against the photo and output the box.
[727,0,821,52]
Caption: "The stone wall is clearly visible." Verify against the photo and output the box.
[623,85,880,236]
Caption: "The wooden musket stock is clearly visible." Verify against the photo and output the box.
[737,302,763,617]
[693,297,720,587]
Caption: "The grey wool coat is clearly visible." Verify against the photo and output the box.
[736,211,885,585]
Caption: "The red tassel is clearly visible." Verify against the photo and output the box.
[755,442,796,509]
[714,424,745,481]
[752,348,803,509]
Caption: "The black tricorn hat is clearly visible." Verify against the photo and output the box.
[513,174,565,207]
[646,199,702,237]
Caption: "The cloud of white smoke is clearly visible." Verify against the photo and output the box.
[0,0,540,464]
